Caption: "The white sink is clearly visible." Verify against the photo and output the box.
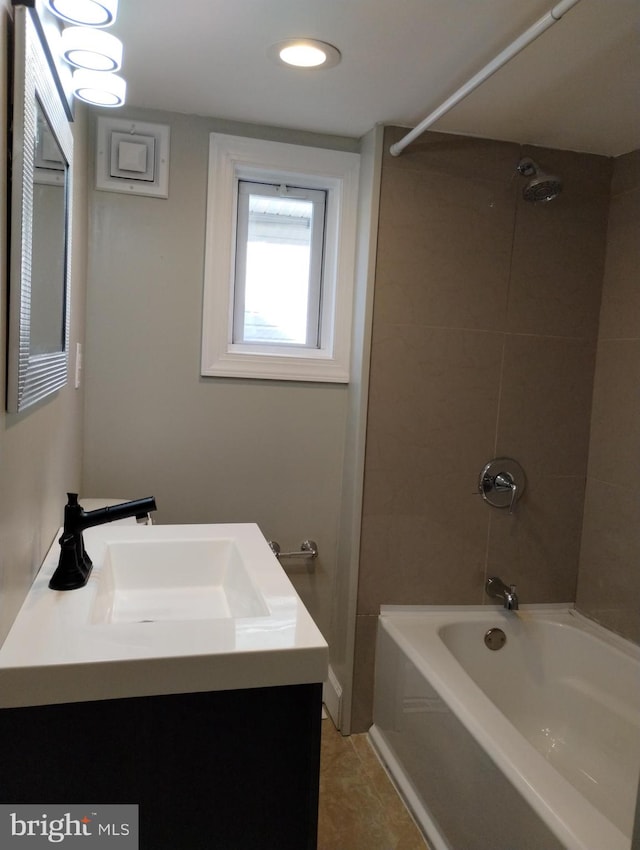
[0,522,328,708]
[92,537,269,624]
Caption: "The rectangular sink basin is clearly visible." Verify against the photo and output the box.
[0,522,328,709]
[91,537,270,624]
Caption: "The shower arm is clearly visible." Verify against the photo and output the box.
[389,0,584,157]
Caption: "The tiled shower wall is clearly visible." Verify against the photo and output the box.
[576,149,640,642]
[352,126,612,732]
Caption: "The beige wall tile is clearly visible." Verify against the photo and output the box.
[355,128,620,730]
[486,472,585,603]
[610,148,640,196]
[496,334,596,475]
[577,151,640,644]
[507,146,610,338]
[358,509,488,614]
[365,325,503,483]
[597,186,640,339]
[383,126,520,184]
[374,168,514,331]
[577,480,640,643]
[360,323,501,614]
[587,339,640,489]
[507,200,609,338]
[351,614,379,733]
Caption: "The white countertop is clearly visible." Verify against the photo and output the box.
[0,520,328,708]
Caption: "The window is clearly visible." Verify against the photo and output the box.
[234,180,326,348]
[201,134,360,382]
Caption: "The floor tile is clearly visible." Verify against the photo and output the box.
[318,718,430,850]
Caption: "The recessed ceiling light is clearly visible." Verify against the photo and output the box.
[268,39,341,69]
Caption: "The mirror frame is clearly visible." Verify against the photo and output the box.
[7,3,73,413]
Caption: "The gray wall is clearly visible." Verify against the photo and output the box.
[0,0,88,644]
[353,126,612,731]
[82,107,360,640]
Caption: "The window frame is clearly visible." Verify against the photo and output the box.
[201,134,360,382]
[233,179,326,349]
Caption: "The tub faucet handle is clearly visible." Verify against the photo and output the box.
[479,458,525,514]
[495,472,518,514]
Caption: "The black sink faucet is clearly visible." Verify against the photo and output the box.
[49,493,157,591]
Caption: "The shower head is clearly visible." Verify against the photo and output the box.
[516,157,562,203]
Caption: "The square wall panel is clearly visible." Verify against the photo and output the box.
[96,117,170,198]
[111,133,155,180]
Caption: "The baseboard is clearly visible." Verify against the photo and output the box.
[322,665,342,728]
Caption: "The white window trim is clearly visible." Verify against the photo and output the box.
[201,133,360,382]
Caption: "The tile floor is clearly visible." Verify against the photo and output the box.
[317,717,430,850]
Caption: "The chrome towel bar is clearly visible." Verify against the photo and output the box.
[268,540,318,561]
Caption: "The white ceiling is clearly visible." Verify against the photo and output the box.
[116,0,640,157]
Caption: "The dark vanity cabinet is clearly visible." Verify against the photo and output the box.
[0,682,322,849]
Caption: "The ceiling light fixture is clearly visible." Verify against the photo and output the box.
[72,69,126,106]
[268,39,341,69]
[47,0,118,28]
[61,26,123,71]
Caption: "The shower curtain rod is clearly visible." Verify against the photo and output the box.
[389,0,584,157]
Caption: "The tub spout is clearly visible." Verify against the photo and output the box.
[486,576,519,610]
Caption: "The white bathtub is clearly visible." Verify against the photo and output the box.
[369,605,640,850]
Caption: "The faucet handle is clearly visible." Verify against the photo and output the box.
[495,472,518,514]
[478,458,525,513]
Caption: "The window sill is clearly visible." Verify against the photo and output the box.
[201,350,350,383]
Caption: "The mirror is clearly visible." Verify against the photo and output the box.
[7,4,73,413]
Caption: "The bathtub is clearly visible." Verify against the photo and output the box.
[369,605,640,850]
